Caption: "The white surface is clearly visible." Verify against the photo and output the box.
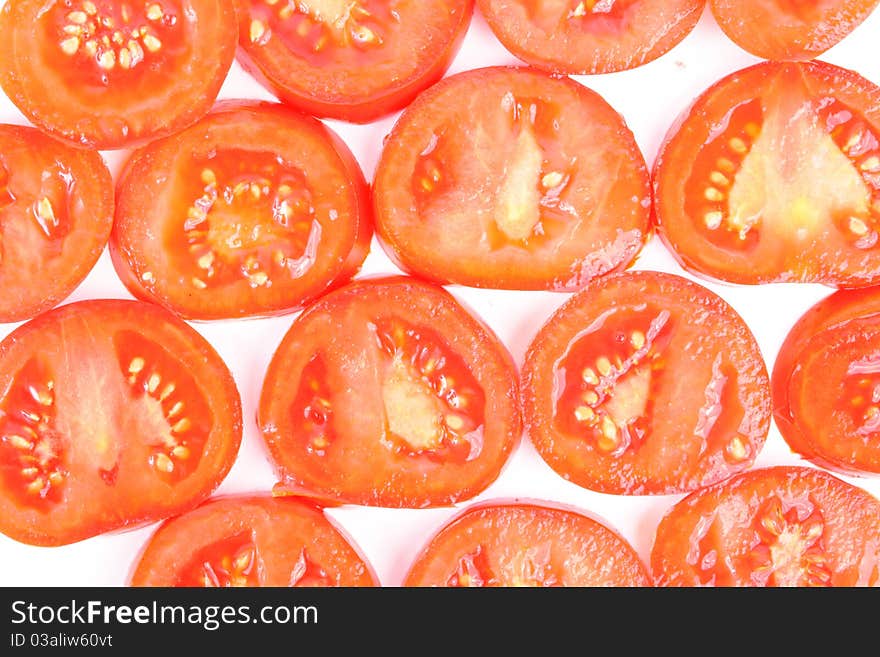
[2,6,880,586]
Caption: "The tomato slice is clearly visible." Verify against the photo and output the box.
[652,466,880,586]
[258,277,521,507]
[110,101,372,320]
[0,300,242,546]
[773,287,880,475]
[0,0,236,150]
[0,125,112,323]
[654,60,880,287]
[710,0,879,60]
[522,271,770,495]
[477,0,704,74]
[130,496,376,586]
[235,0,472,123]
[374,67,651,291]
[404,501,650,586]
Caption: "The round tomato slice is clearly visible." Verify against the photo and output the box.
[374,67,650,291]
[652,466,880,586]
[131,496,376,586]
[111,101,372,320]
[522,271,771,495]
[0,0,237,150]
[477,0,704,74]
[236,0,472,123]
[773,287,880,475]
[0,125,112,323]
[0,300,242,546]
[710,0,879,60]
[404,501,650,586]
[258,277,521,508]
[654,60,880,287]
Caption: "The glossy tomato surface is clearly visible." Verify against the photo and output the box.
[654,60,880,287]
[374,66,651,291]
[236,0,472,122]
[0,125,113,323]
[711,0,879,60]
[652,466,880,586]
[0,300,242,546]
[131,496,376,586]
[0,0,237,149]
[111,101,371,320]
[478,0,704,74]
[405,501,650,586]
[522,271,770,495]
[773,287,880,475]
[259,277,521,508]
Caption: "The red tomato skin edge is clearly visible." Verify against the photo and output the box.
[258,275,523,508]
[109,100,373,321]
[234,1,473,124]
[127,493,380,586]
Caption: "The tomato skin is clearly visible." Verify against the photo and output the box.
[130,495,377,587]
[0,125,113,323]
[710,0,879,60]
[522,270,771,495]
[234,0,473,123]
[651,466,880,587]
[405,501,651,587]
[258,276,521,508]
[0,0,237,150]
[0,300,242,547]
[110,100,372,320]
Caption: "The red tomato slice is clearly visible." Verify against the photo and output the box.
[711,0,879,60]
[522,271,771,495]
[110,101,372,320]
[652,466,880,586]
[654,60,880,287]
[773,287,880,475]
[374,67,651,291]
[0,125,112,323]
[0,300,242,546]
[477,0,704,74]
[404,501,651,586]
[0,0,237,150]
[258,277,521,508]
[235,0,472,123]
[131,496,376,586]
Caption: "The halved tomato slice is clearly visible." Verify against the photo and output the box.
[131,496,376,586]
[654,60,880,286]
[652,466,880,586]
[711,0,879,60]
[773,287,880,475]
[258,277,521,508]
[0,300,242,546]
[373,66,651,291]
[477,0,704,74]
[0,125,113,323]
[522,271,771,495]
[235,0,473,123]
[404,501,651,586]
[111,101,372,320]
[0,0,237,149]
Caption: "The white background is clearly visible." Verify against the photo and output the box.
[2,4,880,586]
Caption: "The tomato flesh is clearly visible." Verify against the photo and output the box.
[652,466,880,586]
[131,496,376,586]
[258,277,520,508]
[111,101,372,320]
[0,300,242,546]
[236,0,472,122]
[404,502,651,586]
[522,271,771,495]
